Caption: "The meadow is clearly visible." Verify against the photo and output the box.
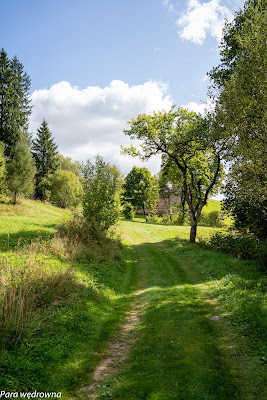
[0,200,266,399]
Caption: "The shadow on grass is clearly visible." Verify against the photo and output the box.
[0,224,64,252]
[87,237,266,400]
[103,284,239,400]
[0,260,135,393]
[1,228,266,398]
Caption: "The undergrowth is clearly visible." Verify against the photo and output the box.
[201,231,267,267]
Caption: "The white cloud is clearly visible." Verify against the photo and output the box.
[182,98,216,114]
[177,0,233,44]
[162,0,176,14]
[29,80,172,175]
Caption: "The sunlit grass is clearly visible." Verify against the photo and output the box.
[0,200,137,395]
[0,201,265,399]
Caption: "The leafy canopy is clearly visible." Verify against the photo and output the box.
[7,138,36,203]
[122,166,159,215]
[49,169,83,209]
[82,155,121,233]
[122,106,224,242]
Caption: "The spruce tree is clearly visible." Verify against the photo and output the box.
[32,120,58,200]
[0,49,31,157]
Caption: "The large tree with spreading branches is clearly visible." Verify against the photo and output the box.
[122,106,224,242]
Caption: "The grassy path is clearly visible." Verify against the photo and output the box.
[81,220,266,400]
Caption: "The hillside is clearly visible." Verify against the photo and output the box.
[0,200,266,399]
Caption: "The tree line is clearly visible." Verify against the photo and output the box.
[0,48,83,207]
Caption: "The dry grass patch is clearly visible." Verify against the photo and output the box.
[0,255,75,344]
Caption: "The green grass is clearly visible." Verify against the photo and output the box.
[0,200,137,396]
[201,199,233,226]
[87,220,266,400]
[0,199,72,250]
[0,201,266,399]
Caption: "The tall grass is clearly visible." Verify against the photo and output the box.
[0,255,74,343]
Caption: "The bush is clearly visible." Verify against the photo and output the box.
[57,214,123,263]
[123,202,135,220]
[198,211,225,228]
[205,232,267,266]
[82,156,121,235]
[146,213,161,224]
[49,169,83,208]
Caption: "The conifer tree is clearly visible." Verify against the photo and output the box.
[0,141,6,195]
[0,49,31,157]
[32,120,58,199]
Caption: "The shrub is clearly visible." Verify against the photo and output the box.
[198,210,225,228]
[161,213,172,224]
[123,202,135,220]
[49,169,83,208]
[205,232,267,266]
[57,214,123,263]
[82,156,121,235]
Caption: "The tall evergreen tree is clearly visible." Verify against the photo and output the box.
[32,120,58,200]
[0,49,31,157]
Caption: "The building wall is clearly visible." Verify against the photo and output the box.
[135,195,181,215]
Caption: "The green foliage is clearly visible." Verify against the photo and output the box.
[122,106,224,242]
[209,0,267,91]
[6,138,36,204]
[56,153,82,177]
[0,49,31,157]
[82,155,121,235]
[213,3,267,237]
[198,210,224,228]
[32,120,58,200]
[0,141,6,194]
[49,169,83,209]
[223,196,267,240]
[123,201,135,220]
[204,232,267,266]
[0,200,132,394]
[36,176,51,201]
[122,166,159,216]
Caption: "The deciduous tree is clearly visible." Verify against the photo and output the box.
[212,2,267,237]
[122,107,224,242]
[7,138,36,204]
[82,155,121,234]
[122,166,159,218]
[49,169,83,209]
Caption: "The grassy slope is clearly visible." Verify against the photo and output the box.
[90,220,267,400]
[0,201,266,399]
[0,200,137,396]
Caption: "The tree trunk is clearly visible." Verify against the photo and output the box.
[13,191,17,205]
[190,220,197,243]
[143,204,147,222]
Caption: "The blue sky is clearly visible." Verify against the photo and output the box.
[1,0,245,174]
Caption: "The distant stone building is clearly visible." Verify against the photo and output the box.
[155,195,181,215]
[135,194,181,215]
